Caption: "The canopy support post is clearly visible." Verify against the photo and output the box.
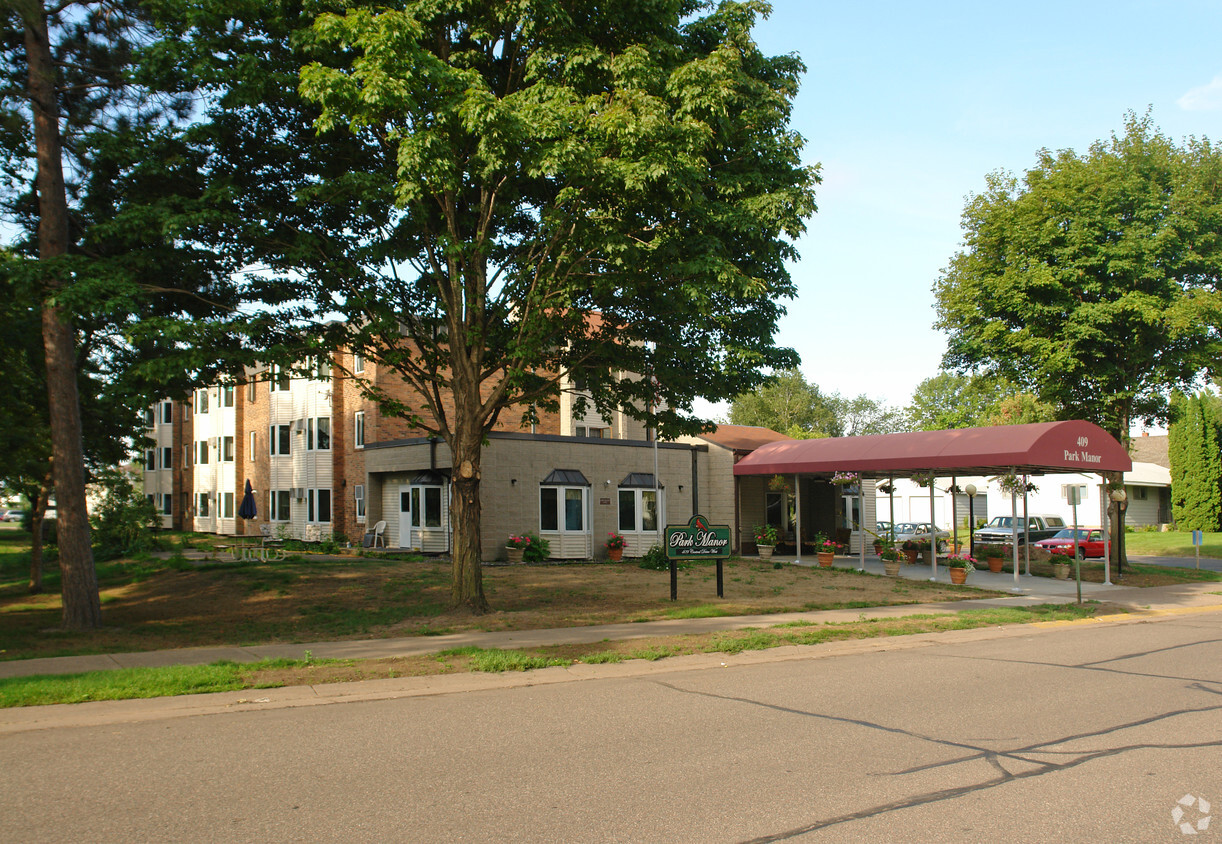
[793,473,802,565]
[929,479,937,581]
[1100,473,1112,585]
[1011,471,1021,591]
[1023,476,1031,576]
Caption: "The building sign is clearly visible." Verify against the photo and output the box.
[665,514,730,560]
[1062,434,1104,465]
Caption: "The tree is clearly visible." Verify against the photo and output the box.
[3,2,246,624]
[934,112,1222,567]
[1168,392,1222,531]
[907,372,1057,430]
[729,369,835,435]
[730,369,903,437]
[187,0,818,612]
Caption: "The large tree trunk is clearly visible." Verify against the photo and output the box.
[21,3,101,629]
[448,427,489,612]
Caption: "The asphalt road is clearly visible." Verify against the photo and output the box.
[3,611,1221,843]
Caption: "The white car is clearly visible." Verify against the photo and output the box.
[889,522,950,552]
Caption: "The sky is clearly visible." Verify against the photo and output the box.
[697,0,1222,424]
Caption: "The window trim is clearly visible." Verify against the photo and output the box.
[354,410,365,449]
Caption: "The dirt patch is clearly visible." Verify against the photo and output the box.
[1,556,998,659]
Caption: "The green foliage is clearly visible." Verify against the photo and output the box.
[934,111,1222,440]
[731,369,904,437]
[89,469,161,560]
[907,371,1056,430]
[636,544,672,571]
[521,532,550,563]
[1168,392,1222,531]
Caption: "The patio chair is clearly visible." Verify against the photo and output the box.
[371,520,386,548]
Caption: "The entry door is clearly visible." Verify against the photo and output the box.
[398,488,412,549]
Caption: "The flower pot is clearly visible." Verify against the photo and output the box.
[903,549,918,564]
[949,567,968,584]
[884,560,901,576]
[817,551,834,567]
[987,556,1004,573]
[507,547,525,564]
[872,541,883,555]
[1052,562,1070,580]
[607,546,623,562]
[758,544,774,561]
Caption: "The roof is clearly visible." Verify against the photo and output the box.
[1127,461,1171,487]
[697,425,792,452]
[733,421,1132,477]
[1130,434,1169,468]
[541,469,591,486]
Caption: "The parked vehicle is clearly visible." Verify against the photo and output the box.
[0,510,23,523]
[891,522,950,552]
[1034,528,1105,559]
[973,514,1067,546]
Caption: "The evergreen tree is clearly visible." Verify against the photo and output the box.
[1169,392,1222,531]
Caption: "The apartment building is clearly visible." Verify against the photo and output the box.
[144,354,732,560]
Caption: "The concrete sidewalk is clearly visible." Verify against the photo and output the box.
[3,559,1221,681]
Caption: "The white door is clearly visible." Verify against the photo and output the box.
[398,487,412,549]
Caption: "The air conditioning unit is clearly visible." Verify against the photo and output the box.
[292,487,306,499]
[293,419,305,433]
[209,437,218,448]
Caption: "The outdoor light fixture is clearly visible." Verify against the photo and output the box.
[510,478,517,486]
[1110,488,1127,503]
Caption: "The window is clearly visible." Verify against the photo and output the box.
[196,440,209,464]
[354,484,366,521]
[221,385,234,407]
[576,426,608,438]
[269,424,291,456]
[307,417,331,450]
[270,490,291,521]
[765,491,791,532]
[144,408,155,428]
[183,444,191,469]
[247,380,257,403]
[195,388,209,413]
[270,364,291,391]
[306,355,329,380]
[197,493,210,518]
[221,436,234,462]
[410,486,443,528]
[222,492,234,519]
[1133,486,1148,501]
[307,488,332,523]
[618,488,658,533]
[161,494,172,515]
[145,450,156,471]
[353,352,365,374]
[161,402,173,424]
[354,411,365,449]
[162,447,172,470]
[147,493,156,508]
[540,487,586,532]
[841,493,861,532]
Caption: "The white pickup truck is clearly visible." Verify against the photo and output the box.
[973,514,1067,546]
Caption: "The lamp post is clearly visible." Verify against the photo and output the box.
[965,483,977,559]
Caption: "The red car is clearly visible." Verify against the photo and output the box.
[1034,528,1105,559]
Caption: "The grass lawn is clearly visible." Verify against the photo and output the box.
[1123,529,1222,558]
[0,529,1007,661]
[0,603,1117,707]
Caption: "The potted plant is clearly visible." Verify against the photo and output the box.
[1049,553,1071,580]
[945,553,976,584]
[913,537,932,564]
[880,544,903,576]
[506,533,531,564]
[901,539,919,564]
[815,534,841,567]
[753,524,779,561]
[976,543,1006,573]
[605,531,627,562]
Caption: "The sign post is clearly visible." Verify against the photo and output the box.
[1193,529,1203,570]
[665,514,731,601]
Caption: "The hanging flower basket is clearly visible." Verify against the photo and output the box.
[831,471,859,486]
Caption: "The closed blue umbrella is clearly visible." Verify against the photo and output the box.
[238,479,257,520]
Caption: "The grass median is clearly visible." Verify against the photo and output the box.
[0,603,1120,707]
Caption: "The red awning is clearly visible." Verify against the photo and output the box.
[732,421,1132,477]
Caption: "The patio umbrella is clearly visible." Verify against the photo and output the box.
[238,479,257,520]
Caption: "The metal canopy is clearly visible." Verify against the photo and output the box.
[541,469,591,486]
[732,420,1132,478]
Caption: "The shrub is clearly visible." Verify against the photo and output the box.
[521,532,550,562]
[89,468,160,560]
[637,544,671,571]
